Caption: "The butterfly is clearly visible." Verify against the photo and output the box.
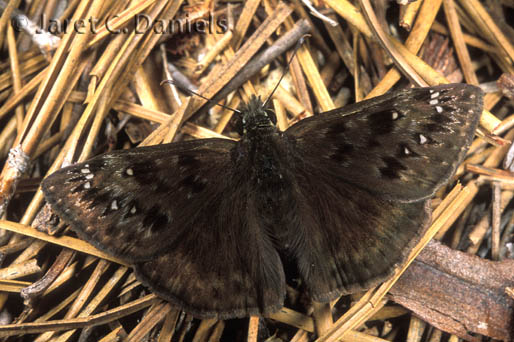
[42,83,483,319]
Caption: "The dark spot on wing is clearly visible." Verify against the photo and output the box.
[431,113,452,124]
[85,190,108,209]
[379,157,407,179]
[331,142,355,163]
[143,205,169,232]
[367,111,395,135]
[424,123,446,133]
[178,155,200,171]
[154,179,173,194]
[180,175,207,194]
[131,161,159,185]
[326,122,347,137]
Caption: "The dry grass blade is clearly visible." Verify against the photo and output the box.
[359,0,428,87]
[0,220,126,265]
[442,0,479,85]
[0,295,159,338]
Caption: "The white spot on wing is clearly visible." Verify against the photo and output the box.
[85,174,94,180]
[84,182,91,189]
[435,106,443,113]
[130,206,137,214]
[111,200,118,210]
[430,92,440,99]
[81,168,90,174]
[126,168,134,176]
[429,99,439,105]
[392,111,399,120]
[404,147,411,155]
[419,134,427,144]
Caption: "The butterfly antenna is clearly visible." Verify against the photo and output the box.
[160,80,241,114]
[262,35,309,109]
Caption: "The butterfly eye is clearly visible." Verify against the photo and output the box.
[234,116,244,136]
[266,109,277,125]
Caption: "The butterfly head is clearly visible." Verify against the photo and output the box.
[237,95,277,136]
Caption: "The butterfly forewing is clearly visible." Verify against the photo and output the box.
[285,84,483,202]
[43,140,234,261]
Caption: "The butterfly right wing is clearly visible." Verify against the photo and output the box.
[42,139,285,319]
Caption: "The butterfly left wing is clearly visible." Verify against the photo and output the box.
[285,84,482,202]
[42,139,286,319]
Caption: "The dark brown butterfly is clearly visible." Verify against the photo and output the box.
[42,83,483,319]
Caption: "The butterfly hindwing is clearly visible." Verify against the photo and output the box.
[285,84,482,202]
[133,183,286,319]
[42,139,286,319]
[281,157,431,299]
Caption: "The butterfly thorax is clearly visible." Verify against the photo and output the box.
[232,96,299,237]
[236,96,286,183]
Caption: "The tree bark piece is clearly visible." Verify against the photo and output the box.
[389,240,514,341]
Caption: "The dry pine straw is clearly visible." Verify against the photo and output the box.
[0,0,513,341]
